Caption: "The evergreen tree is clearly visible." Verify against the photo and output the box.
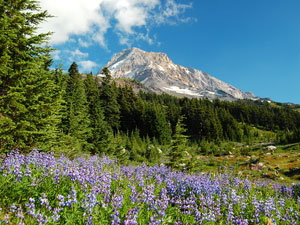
[99,67,120,132]
[0,0,61,152]
[118,86,144,133]
[64,62,91,151]
[111,131,130,163]
[168,117,190,171]
[167,101,181,135]
[142,102,172,144]
[181,99,206,140]
[53,66,69,134]
[218,108,242,141]
[84,73,112,154]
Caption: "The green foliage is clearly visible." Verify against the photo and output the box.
[217,108,242,141]
[0,0,61,152]
[63,62,92,152]
[145,144,162,164]
[117,86,144,134]
[277,128,300,144]
[100,67,120,132]
[84,73,113,154]
[166,100,181,135]
[168,117,190,170]
[142,102,172,144]
[53,67,69,133]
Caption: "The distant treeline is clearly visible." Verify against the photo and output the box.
[2,58,300,154]
[55,63,300,154]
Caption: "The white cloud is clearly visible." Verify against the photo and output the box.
[39,0,193,47]
[79,38,90,48]
[51,50,61,60]
[78,60,99,72]
[71,49,89,58]
[64,49,90,67]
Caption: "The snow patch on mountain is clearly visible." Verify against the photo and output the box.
[164,86,203,97]
[110,59,126,71]
[158,65,165,71]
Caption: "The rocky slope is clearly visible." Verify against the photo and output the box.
[101,47,256,100]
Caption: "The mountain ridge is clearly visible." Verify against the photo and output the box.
[100,47,257,101]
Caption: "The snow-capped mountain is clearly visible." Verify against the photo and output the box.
[102,47,256,100]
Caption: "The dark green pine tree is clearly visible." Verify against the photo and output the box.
[142,102,172,144]
[118,86,144,133]
[167,101,181,135]
[65,62,91,151]
[99,67,120,132]
[218,108,242,141]
[168,117,190,171]
[0,0,61,152]
[53,66,69,135]
[84,73,113,154]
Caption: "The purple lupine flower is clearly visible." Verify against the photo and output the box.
[64,186,78,207]
[36,213,48,224]
[264,197,276,218]
[16,208,25,220]
[50,208,61,222]
[251,196,260,224]
[124,207,139,225]
[233,217,248,225]
[39,193,49,207]
[140,184,155,205]
[24,165,32,177]
[155,187,169,217]
[149,215,163,225]
[111,210,121,225]
[25,198,39,218]
[227,203,234,223]
[129,184,138,203]
[9,204,17,213]
[81,191,99,214]
[111,192,123,209]
[57,194,65,201]
[110,191,124,225]
[231,189,241,204]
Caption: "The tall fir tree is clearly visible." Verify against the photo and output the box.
[0,0,61,152]
[64,62,91,152]
[168,117,190,171]
[53,66,69,134]
[99,67,120,132]
[84,73,113,154]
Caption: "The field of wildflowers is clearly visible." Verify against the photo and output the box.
[0,150,299,224]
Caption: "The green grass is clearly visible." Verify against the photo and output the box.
[193,142,300,183]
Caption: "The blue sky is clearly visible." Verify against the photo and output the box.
[40,0,300,104]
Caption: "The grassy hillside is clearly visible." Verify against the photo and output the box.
[192,143,300,183]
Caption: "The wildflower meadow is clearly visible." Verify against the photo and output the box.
[0,150,299,224]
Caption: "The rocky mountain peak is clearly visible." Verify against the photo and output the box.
[103,48,256,101]
[106,48,174,77]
